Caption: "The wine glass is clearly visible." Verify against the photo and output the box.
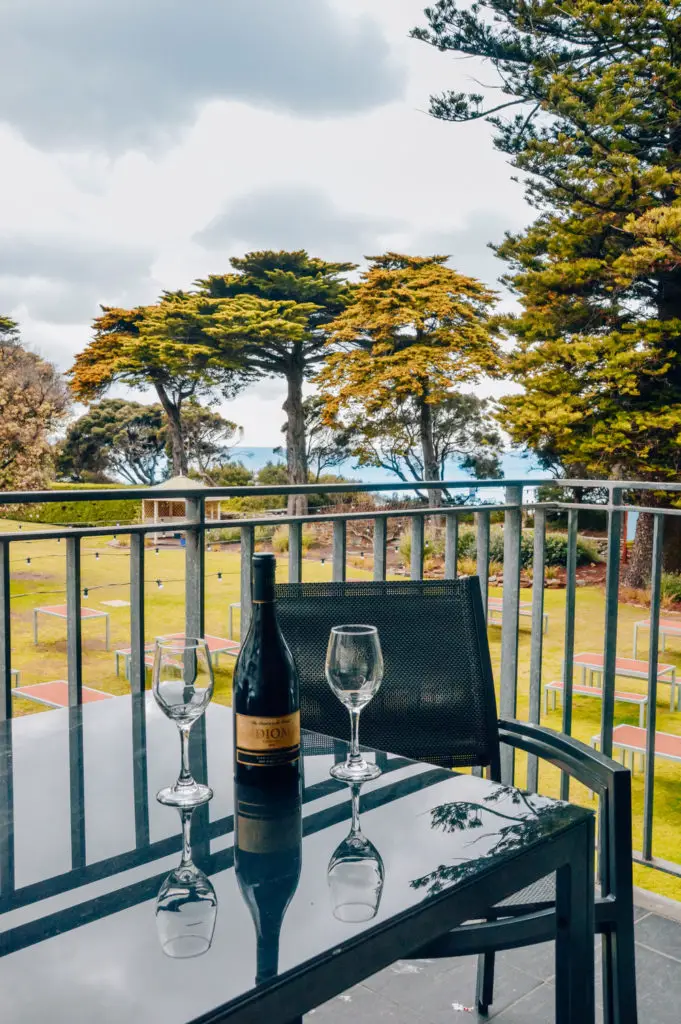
[153,637,214,807]
[327,783,384,923]
[325,624,384,783]
[156,807,218,958]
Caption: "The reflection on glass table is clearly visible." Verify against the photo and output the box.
[328,782,385,923]
[234,776,303,985]
[155,806,218,959]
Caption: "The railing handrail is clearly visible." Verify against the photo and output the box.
[0,477,555,504]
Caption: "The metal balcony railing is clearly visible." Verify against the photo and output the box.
[0,476,680,885]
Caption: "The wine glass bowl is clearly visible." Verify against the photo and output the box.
[326,625,383,783]
[153,637,214,807]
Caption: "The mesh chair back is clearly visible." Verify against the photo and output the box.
[275,578,501,772]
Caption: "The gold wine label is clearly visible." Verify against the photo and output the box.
[236,712,300,752]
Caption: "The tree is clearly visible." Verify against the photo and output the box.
[69,299,245,476]
[194,250,355,514]
[57,399,167,484]
[413,0,681,580]
[178,400,242,481]
[274,396,351,482]
[334,392,502,495]
[317,253,499,505]
[0,316,70,490]
[206,461,254,487]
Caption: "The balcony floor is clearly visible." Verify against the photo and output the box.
[310,896,681,1023]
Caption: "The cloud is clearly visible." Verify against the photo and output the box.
[195,183,405,261]
[412,210,528,291]
[0,0,404,152]
[0,236,156,324]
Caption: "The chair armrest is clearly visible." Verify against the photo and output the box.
[498,718,627,794]
[498,718,634,907]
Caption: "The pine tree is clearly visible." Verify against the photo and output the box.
[414,0,681,579]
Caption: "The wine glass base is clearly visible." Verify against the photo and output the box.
[156,782,213,808]
[330,760,382,783]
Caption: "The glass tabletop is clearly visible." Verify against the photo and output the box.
[0,696,588,1023]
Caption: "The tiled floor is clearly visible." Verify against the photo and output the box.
[309,902,681,1022]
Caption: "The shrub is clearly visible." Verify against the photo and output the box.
[488,560,503,577]
[398,529,434,563]
[271,525,316,554]
[661,573,681,603]
[452,527,602,569]
[457,557,478,577]
[1,496,141,526]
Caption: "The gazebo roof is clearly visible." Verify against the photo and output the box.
[152,475,207,491]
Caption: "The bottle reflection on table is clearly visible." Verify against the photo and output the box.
[234,776,303,985]
[327,782,384,923]
[155,806,218,959]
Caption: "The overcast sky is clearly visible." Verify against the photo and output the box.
[0,0,530,445]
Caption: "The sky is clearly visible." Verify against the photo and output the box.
[0,0,531,445]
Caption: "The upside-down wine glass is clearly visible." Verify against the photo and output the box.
[327,782,384,923]
[325,624,384,783]
[155,806,218,958]
[153,637,214,807]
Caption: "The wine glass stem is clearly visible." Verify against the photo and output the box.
[180,808,193,867]
[350,784,361,834]
[178,724,194,786]
[348,708,362,766]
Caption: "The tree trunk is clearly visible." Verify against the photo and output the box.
[621,511,653,588]
[418,396,442,507]
[622,508,681,587]
[284,355,308,516]
[155,387,187,476]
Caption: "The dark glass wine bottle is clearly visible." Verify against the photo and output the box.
[234,777,302,985]
[232,553,301,784]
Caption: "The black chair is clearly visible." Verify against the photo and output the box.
[276,578,637,1024]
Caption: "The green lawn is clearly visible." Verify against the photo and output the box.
[3,519,680,901]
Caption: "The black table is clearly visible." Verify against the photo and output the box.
[0,697,594,1023]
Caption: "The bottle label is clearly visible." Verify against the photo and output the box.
[237,800,302,854]
[236,711,301,767]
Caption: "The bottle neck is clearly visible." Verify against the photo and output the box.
[255,923,281,984]
[252,570,275,604]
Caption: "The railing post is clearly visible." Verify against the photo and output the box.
[373,518,387,582]
[185,498,205,639]
[131,694,150,850]
[643,513,664,861]
[411,515,424,580]
[444,512,458,580]
[560,508,578,800]
[0,540,11,722]
[69,707,86,869]
[240,525,255,635]
[476,511,490,620]
[0,722,13,896]
[333,520,347,582]
[527,507,546,793]
[66,536,82,706]
[129,534,145,694]
[500,485,523,784]
[289,522,302,584]
[600,488,623,758]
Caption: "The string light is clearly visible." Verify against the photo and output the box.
[155,548,159,555]
[83,588,89,599]
[321,557,325,565]
[26,557,31,565]
[95,552,99,560]
[217,571,222,582]
[156,579,164,589]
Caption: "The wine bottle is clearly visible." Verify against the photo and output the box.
[232,553,301,784]
[234,778,302,984]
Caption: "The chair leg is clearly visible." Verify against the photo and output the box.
[601,925,639,1024]
[476,950,495,1015]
